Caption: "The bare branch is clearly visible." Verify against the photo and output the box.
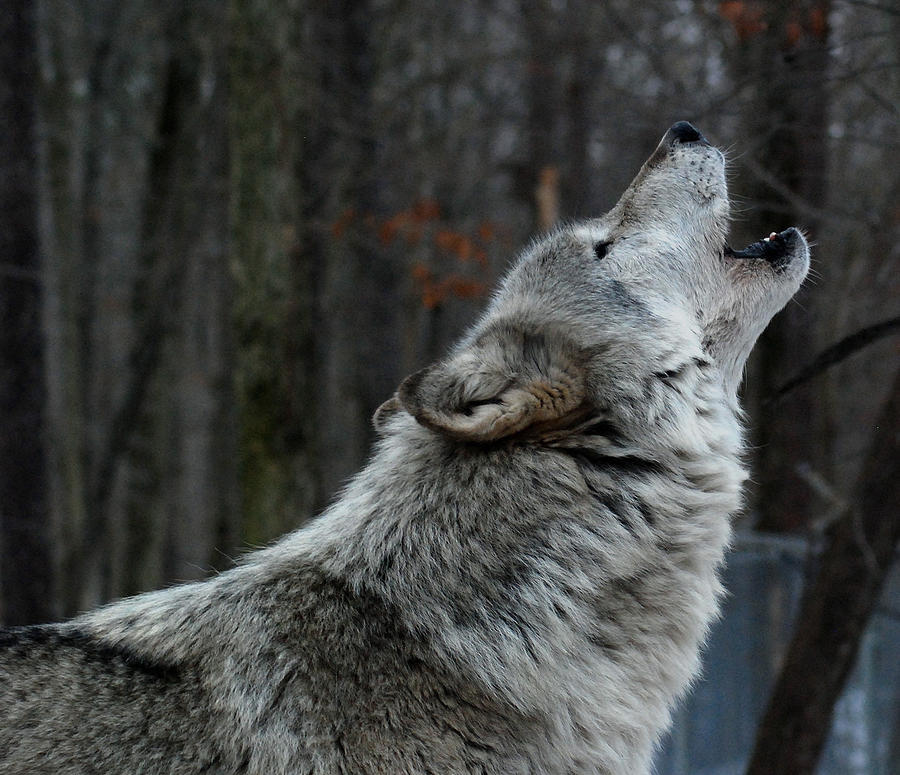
[746,369,900,774]
[767,316,900,404]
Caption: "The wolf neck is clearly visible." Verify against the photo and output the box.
[323,379,745,720]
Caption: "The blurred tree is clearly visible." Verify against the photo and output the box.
[37,0,236,613]
[231,0,528,534]
[747,369,900,775]
[230,0,321,543]
[523,0,562,231]
[0,0,54,625]
[721,0,833,533]
[308,0,385,502]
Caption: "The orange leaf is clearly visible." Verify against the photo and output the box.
[422,283,445,309]
[331,208,356,239]
[808,5,827,40]
[378,213,409,246]
[719,1,767,40]
[410,263,431,282]
[435,230,474,262]
[448,276,487,300]
[785,20,803,48]
[434,230,456,253]
[477,221,495,242]
[412,198,441,222]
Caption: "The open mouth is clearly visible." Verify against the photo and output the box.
[724,228,797,272]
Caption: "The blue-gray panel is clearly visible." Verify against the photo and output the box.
[653,539,900,775]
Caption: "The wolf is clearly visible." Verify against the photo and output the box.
[0,122,808,774]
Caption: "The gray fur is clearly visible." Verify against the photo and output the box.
[0,125,809,774]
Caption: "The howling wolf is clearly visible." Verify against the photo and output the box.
[0,122,809,774]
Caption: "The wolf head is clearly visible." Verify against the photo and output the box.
[385,122,809,442]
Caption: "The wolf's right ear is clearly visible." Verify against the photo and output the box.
[372,395,403,434]
[396,331,588,442]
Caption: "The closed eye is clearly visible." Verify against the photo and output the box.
[594,241,611,260]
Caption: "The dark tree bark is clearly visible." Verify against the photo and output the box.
[35,1,237,614]
[746,368,900,774]
[523,0,562,231]
[159,2,237,590]
[308,0,383,505]
[727,0,832,532]
[0,0,54,625]
[561,12,592,220]
[229,0,322,542]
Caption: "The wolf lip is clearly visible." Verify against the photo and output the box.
[724,228,794,269]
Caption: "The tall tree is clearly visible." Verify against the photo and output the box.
[746,370,900,774]
[0,0,54,625]
[309,0,384,503]
[723,0,832,532]
[229,0,322,542]
[523,0,562,232]
[37,0,237,613]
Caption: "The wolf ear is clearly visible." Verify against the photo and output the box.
[372,395,402,434]
[395,329,588,442]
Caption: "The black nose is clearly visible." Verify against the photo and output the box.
[667,121,708,146]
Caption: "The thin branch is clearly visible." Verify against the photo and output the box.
[767,316,900,405]
[747,370,900,774]
[741,154,873,227]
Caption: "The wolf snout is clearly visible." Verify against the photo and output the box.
[665,121,710,147]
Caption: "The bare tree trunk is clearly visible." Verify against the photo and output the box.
[309,0,380,504]
[0,0,54,625]
[229,0,322,542]
[561,0,593,219]
[746,368,900,774]
[523,0,561,232]
[37,0,85,616]
[36,1,237,612]
[728,0,832,532]
[162,4,237,582]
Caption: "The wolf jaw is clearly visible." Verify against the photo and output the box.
[725,228,800,270]
[711,221,809,399]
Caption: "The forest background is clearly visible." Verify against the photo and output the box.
[1,1,898,773]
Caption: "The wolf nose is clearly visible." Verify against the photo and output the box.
[666,121,709,146]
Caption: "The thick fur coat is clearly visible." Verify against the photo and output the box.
[0,123,809,774]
